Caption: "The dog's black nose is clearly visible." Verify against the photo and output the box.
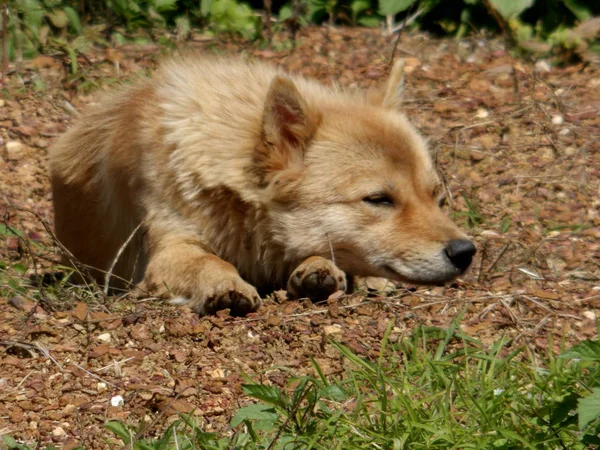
[444,239,476,272]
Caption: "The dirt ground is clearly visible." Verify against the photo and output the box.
[1,27,599,448]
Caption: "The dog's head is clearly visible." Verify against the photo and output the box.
[256,61,475,284]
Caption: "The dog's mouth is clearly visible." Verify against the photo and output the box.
[381,264,461,286]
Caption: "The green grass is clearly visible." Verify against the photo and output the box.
[84,318,600,449]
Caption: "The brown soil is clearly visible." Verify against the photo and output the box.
[1,27,599,448]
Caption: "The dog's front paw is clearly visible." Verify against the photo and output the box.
[204,277,262,316]
[287,256,347,301]
[167,276,261,316]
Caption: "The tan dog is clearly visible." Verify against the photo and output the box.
[50,56,475,315]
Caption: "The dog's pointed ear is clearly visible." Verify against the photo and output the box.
[256,75,320,179]
[381,59,405,109]
[263,75,314,149]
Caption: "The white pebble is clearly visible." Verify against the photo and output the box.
[52,426,66,438]
[97,332,111,343]
[583,311,597,321]
[110,395,124,407]
[475,108,489,119]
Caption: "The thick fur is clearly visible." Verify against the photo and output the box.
[50,56,473,315]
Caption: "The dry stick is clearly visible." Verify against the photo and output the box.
[5,201,99,292]
[585,254,600,271]
[325,233,336,266]
[477,240,488,284]
[511,65,520,105]
[12,370,34,392]
[1,2,7,86]
[486,243,511,275]
[388,7,425,66]
[71,362,118,388]
[533,70,567,114]
[289,0,302,49]
[0,340,37,358]
[103,222,143,295]
[34,342,64,371]
[574,295,600,304]
[95,357,137,374]
[482,0,518,50]
[263,0,273,44]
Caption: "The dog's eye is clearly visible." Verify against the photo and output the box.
[363,194,394,207]
[438,195,448,207]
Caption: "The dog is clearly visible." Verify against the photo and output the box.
[49,56,475,315]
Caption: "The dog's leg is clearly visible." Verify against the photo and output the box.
[287,256,347,301]
[139,234,261,316]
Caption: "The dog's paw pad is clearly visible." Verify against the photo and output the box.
[302,270,336,295]
[288,257,346,301]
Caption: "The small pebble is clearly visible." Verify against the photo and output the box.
[110,395,124,407]
[97,333,111,343]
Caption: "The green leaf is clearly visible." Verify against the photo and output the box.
[489,0,533,19]
[176,15,191,39]
[43,0,62,7]
[2,435,29,450]
[0,224,23,237]
[550,392,580,426]
[67,45,78,74]
[154,0,178,13]
[63,6,82,33]
[47,9,69,28]
[112,32,127,46]
[378,0,415,16]
[320,384,347,402]
[201,0,213,17]
[351,0,370,16]
[563,0,592,21]
[242,384,285,408]
[559,340,600,362]
[579,388,600,430]
[33,78,46,91]
[104,420,133,444]
[11,263,27,275]
[230,403,278,428]
[496,428,538,449]
[358,16,382,28]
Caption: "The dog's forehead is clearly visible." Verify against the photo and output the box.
[314,108,436,183]
[347,112,433,170]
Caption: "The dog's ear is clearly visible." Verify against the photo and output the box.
[380,59,405,109]
[257,76,320,177]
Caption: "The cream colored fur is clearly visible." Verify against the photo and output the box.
[50,56,473,315]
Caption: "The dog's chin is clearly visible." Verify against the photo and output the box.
[380,264,463,286]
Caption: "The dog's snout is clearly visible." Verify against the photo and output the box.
[444,239,476,272]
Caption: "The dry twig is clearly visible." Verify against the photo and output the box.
[103,222,143,295]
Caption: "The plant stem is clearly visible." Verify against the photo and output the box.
[1,1,8,85]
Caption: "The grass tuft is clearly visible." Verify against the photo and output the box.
[90,315,600,450]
